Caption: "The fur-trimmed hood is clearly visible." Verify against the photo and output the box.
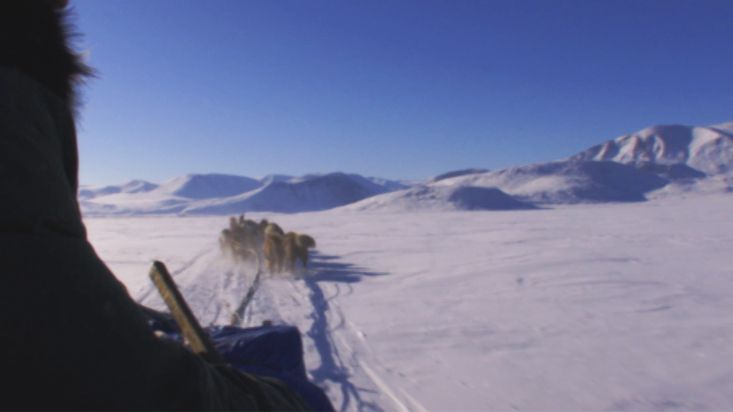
[0,1,90,237]
[0,0,90,109]
[0,66,84,237]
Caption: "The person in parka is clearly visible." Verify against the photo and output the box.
[0,1,310,410]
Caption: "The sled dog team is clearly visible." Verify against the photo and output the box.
[219,215,316,274]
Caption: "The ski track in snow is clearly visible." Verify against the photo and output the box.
[85,196,733,411]
[135,247,213,305]
[134,241,415,412]
[242,267,418,412]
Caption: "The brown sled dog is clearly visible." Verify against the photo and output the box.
[283,232,316,273]
[263,231,285,273]
[221,215,264,263]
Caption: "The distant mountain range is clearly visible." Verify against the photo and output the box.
[80,122,733,215]
[79,173,409,216]
[432,160,669,204]
[78,179,158,200]
[182,173,403,214]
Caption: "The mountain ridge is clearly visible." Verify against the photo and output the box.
[79,121,733,215]
[571,122,733,175]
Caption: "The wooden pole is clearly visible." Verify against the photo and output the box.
[149,261,224,364]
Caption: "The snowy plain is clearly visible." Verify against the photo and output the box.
[84,193,733,411]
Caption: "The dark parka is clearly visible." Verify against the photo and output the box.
[0,3,309,411]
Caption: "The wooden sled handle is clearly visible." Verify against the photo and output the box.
[149,261,224,364]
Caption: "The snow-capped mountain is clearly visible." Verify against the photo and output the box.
[435,160,669,204]
[183,172,396,214]
[78,121,733,216]
[80,172,406,216]
[362,176,411,192]
[79,174,265,215]
[258,174,294,186]
[343,185,535,212]
[430,168,490,182]
[152,173,263,199]
[346,158,675,211]
[78,180,158,200]
[572,123,733,175]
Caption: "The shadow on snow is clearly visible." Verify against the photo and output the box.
[303,252,387,412]
[307,252,388,284]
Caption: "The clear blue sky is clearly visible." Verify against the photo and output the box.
[72,0,733,185]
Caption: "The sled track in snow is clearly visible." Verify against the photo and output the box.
[135,247,214,305]
[204,259,262,326]
[229,267,263,326]
[286,270,424,412]
[138,244,422,412]
[299,278,383,412]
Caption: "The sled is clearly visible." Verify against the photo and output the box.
[147,261,333,411]
[149,261,223,363]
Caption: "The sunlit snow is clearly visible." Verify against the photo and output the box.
[85,194,733,411]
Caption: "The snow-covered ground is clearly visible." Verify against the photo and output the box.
[84,194,733,411]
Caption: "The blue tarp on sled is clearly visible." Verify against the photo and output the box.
[210,325,334,412]
[145,310,333,411]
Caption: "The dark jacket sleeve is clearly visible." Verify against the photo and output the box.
[0,67,308,411]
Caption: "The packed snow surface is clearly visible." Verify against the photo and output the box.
[85,194,733,411]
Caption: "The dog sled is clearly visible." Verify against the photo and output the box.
[146,261,333,412]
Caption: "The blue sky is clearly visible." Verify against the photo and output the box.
[72,0,733,185]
